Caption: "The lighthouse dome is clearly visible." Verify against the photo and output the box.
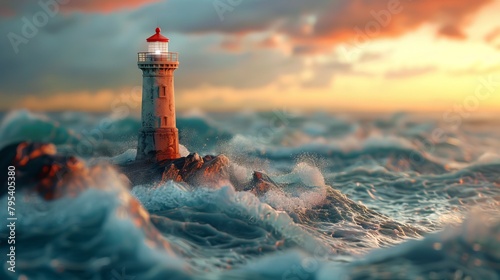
[147,27,169,42]
[147,27,169,53]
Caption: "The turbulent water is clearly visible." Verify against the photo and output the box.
[0,109,499,280]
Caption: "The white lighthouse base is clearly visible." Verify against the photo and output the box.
[136,128,181,162]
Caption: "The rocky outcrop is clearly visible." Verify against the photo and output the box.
[118,152,232,187]
[0,142,128,200]
[120,152,281,193]
[0,142,81,200]
[0,142,278,199]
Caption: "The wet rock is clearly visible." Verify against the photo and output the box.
[0,142,128,200]
[162,164,183,183]
[0,142,86,200]
[201,155,230,176]
[178,153,205,177]
[243,171,281,196]
[153,153,232,187]
[118,152,232,188]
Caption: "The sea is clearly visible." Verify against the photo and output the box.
[0,109,499,280]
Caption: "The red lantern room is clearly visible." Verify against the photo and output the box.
[147,27,169,54]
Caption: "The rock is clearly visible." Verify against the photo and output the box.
[189,154,230,187]
[157,153,231,188]
[176,153,205,181]
[162,164,183,182]
[118,151,283,193]
[0,142,127,200]
[118,152,233,188]
[0,142,81,200]
[198,155,230,179]
[243,171,281,196]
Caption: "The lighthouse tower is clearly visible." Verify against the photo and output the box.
[136,27,180,162]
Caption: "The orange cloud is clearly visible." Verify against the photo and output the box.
[219,37,243,53]
[284,0,493,53]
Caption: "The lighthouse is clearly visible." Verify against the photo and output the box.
[136,27,180,162]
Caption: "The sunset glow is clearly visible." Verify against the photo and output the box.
[1,0,499,113]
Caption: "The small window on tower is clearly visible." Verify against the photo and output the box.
[162,116,168,127]
[159,86,166,98]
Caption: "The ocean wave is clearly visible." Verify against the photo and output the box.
[0,165,191,279]
[217,214,500,280]
[0,110,79,148]
[1,111,499,279]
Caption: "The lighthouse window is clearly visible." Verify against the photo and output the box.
[159,86,166,98]
[162,117,168,127]
[148,42,168,53]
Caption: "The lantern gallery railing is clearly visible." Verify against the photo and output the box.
[138,52,179,62]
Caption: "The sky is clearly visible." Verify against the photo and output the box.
[1,0,500,113]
